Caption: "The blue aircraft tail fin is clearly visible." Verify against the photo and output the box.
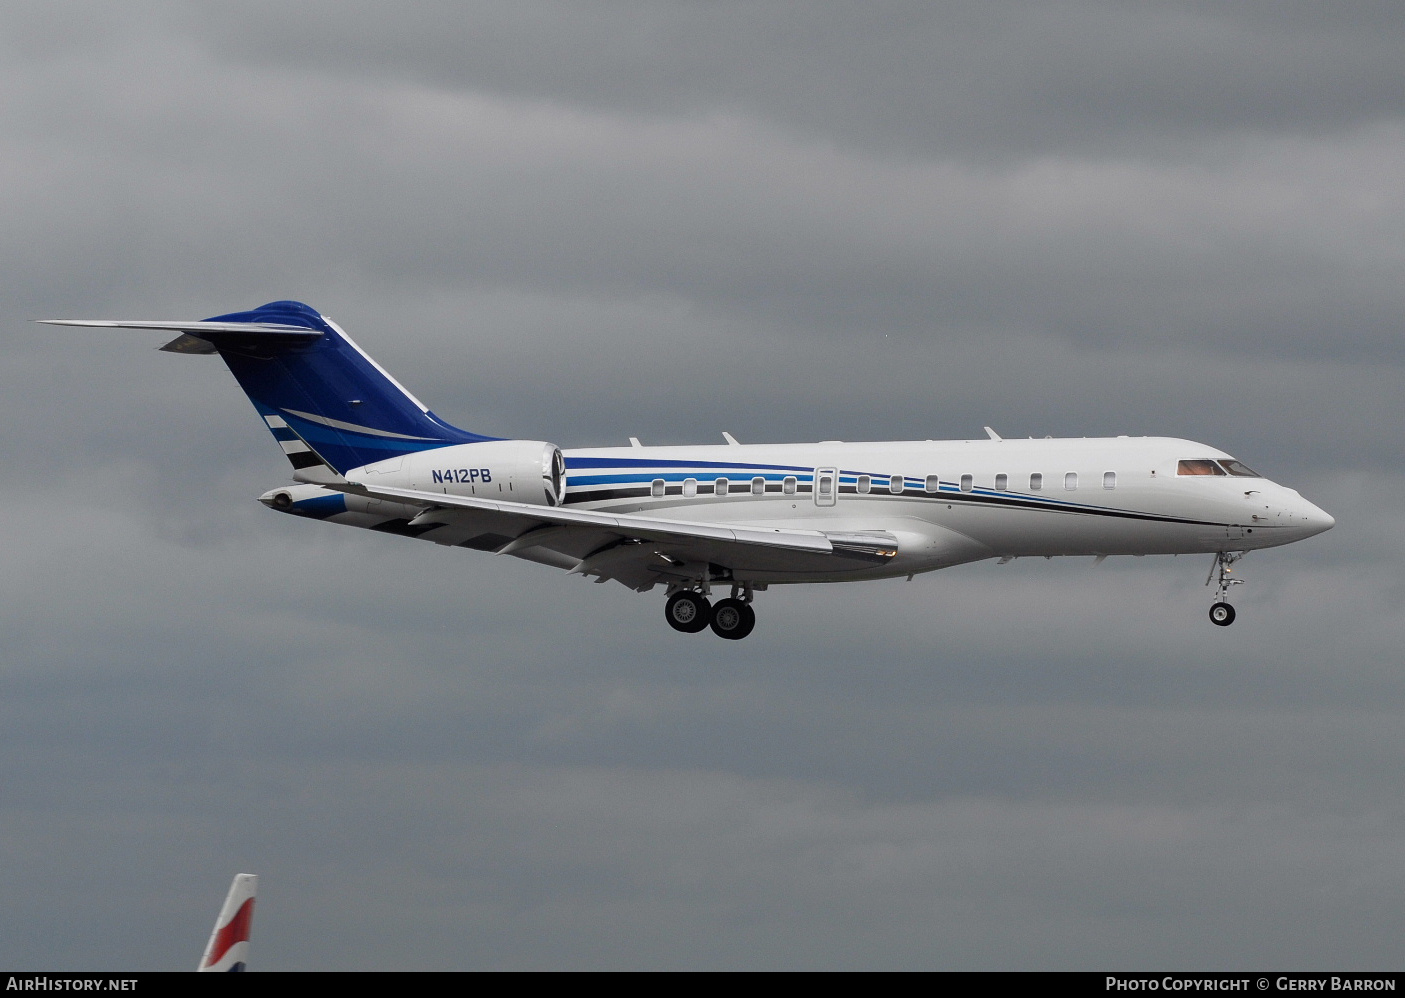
[41,301,493,473]
[199,301,496,474]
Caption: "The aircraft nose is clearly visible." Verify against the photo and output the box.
[1248,487,1334,541]
[1290,496,1334,537]
[1303,500,1335,534]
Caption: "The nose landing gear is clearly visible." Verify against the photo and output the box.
[664,582,757,639]
[1206,551,1245,627]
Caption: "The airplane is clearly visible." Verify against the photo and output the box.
[198,874,256,972]
[42,300,1333,639]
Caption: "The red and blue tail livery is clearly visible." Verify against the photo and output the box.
[198,874,257,972]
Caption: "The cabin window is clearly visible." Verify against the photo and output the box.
[1030,473,1042,491]
[751,477,766,495]
[857,475,871,494]
[651,478,665,498]
[1064,472,1078,490]
[960,474,974,492]
[715,477,729,497]
[1177,459,1226,476]
[1220,459,1261,478]
[683,478,698,497]
[889,475,904,494]
[924,475,939,493]
[817,474,833,497]
[995,473,1008,491]
[783,476,797,495]
[1103,471,1116,490]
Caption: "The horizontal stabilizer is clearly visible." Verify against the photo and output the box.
[159,333,220,354]
[38,318,324,355]
[38,318,322,335]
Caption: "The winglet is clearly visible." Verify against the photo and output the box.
[722,432,741,446]
[198,874,257,972]
[984,426,1002,441]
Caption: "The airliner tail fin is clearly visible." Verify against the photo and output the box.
[198,873,257,972]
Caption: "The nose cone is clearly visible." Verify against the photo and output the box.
[1245,486,1334,546]
[1299,499,1335,537]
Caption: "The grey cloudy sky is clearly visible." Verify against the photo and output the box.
[2,1,1402,970]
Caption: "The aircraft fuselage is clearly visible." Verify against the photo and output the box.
[557,435,1331,583]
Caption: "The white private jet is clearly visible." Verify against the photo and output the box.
[43,301,1333,639]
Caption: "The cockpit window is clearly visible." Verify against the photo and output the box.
[1219,459,1261,478]
[1177,459,1226,476]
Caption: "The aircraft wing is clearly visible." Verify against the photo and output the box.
[330,482,898,590]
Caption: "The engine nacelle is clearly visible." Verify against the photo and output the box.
[349,440,566,506]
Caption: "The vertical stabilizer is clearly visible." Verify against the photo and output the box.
[38,302,497,474]
[198,874,257,972]
[203,301,495,473]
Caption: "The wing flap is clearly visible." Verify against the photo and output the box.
[332,482,838,555]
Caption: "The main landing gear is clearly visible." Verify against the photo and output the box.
[1206,551,1245,627]
[664,583,757,640]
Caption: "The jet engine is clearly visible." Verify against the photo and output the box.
[349,440,566,506]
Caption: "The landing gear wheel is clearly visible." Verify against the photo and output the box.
[665,591,712,633]
[709,598,756,640]
[1209,602,1236,627]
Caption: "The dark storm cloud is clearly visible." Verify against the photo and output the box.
[164,1,1405,159]
[2,0,1401,971]
[7,5,1403,396]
